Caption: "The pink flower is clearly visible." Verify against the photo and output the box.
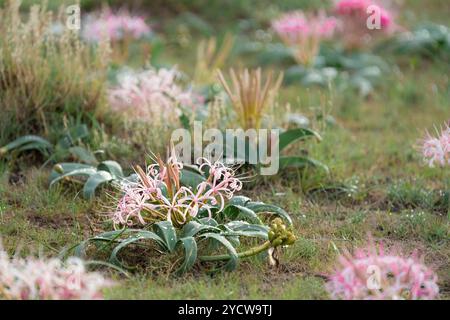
[82,9,151,42]
[0,247,113,300]
[326,241,439,300]
[108,67,198,121]
[421,124,450,167]
[112,155,242,228]
[272,11,337,43]
[272,11,337,66]
[335,0,371,15]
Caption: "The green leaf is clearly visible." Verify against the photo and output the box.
[279,155,329,174]
[228,196,251,207]
[223,205,263,225]
[180,169,206,189]
[200,233,238,271]
[49,163,94,182]
[245,201,293,225]
[82,171,114,199]
[69,146,98,165]
[1,135,52,155]
[176,237,198,274]
[180,221,221,238]
[153,221,178,253]
[97,160,124,179]
[49,167,97,187]
[109,231,165,267]
[279,128,322,152]
[224,221,269,239]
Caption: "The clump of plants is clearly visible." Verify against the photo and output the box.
[0,0,110,142]
[327,240,439,300]
[70,151,296,273]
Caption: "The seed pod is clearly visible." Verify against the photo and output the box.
[54,164,64,174]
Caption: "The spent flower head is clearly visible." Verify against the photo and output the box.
[327,241,439,300]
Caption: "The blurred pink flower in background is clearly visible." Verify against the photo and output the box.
[82,9,151,42]
[108,67,199,121]
[327,241,439,300]
[272,11,337,66]
[0,247,113,300]
[333,0,396,49]
[421,124,450,167]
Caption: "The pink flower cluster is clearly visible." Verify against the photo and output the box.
[335,0,393,27]
[421,124,450,167]
[0,248,113,300]
[337,0,394,28]
[272,11,337,44]
[82,9,151,42]
[327,242,439,300]
[334,0,395,49]
[108,67,200,121]
[113,155,242,228]
[272,11,337,66]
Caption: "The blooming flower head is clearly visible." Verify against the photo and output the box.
[334,0,396,49]
[0,247,113,300]
[112,153,242,229]
[82,9,151,42]
[326,241,439,300]
[421,124,450,167]
[272,11,337,66]
[335,0,371,15]
[108,67,200,122]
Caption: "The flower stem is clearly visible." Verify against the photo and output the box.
[198,241,271,262]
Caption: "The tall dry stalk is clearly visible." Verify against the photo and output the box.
[217,68,283,130]
[194,34,234,86]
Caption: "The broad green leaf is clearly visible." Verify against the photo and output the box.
[1,135,52,154]
[49,167,97,187]
[245,201,293,225]
[279,128,322,152]
[109,231,165,267]
[279,155,329,174]
[180,221,221,238]
[223,205,263,225]
[97,160,124,179]
[176,237,198,274]
[199,233,239,271]
[49,163,94,182]
[69,146,98,165]
[83,171,114,199]
[153,221,178,253]
[224,221,269,239]
[180,169,206,189]
[228,196,251,207]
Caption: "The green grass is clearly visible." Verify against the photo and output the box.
[0,0,449,300]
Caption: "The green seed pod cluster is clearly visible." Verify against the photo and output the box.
[268,218,297,247]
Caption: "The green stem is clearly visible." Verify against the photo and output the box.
[198,241,271,262]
